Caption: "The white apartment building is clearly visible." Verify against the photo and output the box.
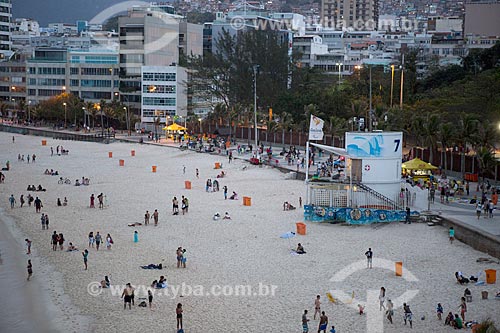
[141,65,187,124]
[0,0,11,57]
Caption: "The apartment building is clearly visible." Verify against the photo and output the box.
[321,0,379,31]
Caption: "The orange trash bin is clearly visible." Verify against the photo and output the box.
[485,269,496,284]
[185,181,191,189]
[395,262,403,276]
[41,140,47,146]
[296,222,306,235]
[152,166,157,173]
[108,152,113,158]
[215,162,221,169]
[243,197,251,206]
[131,150,135,156]
[119,159,124,166]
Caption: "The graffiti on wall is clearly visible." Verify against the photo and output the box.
[303,205,413,225]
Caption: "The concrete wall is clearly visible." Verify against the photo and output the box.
[439,216,500,259]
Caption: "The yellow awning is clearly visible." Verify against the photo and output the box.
[163,123,187,131]
[402,158,438,170]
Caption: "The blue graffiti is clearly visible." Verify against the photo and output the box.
[303,205,417,225]
[346,135,384,157]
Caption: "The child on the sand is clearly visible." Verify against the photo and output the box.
[358,304,364,315]
[449,227,455,244]
[437,303,443,320]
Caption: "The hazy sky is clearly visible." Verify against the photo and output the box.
[13,0,137,26]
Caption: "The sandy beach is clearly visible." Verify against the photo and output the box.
[0,131,499,333]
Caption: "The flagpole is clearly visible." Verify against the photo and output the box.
[305,141,310,183]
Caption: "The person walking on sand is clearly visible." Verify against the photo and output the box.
[88,232,94,248]
[82,249,88,270]
[134,230,138,243]
[153,209,159,226]
[386,299,394,324]
[144,210,150,225]
[148,289,153,309]
[365,248,373,268]
[90,194,95,208]
[45,214,49,229]
[459,297,467,322]
[25,238,32,255]
[95,232,102,251]
[51,147,54,156]
[34,197,42,213]
[176,303,183,330]
[97,193,104,209]
[302,309,310,333]
[27,260,32,280]
[40,214,46,230]
[314,295,321,320]
[196,168,199,179]
[318,311,328,333]
[20,195,25,208]
[403,303,413,328]
[9,194,15,208]
[106,234,113,250]
[181,249,187,268]
[172,197,179,215]
[449,227,455,244]
[122,285,132,310]
[58,233,65,250]
[223,186,228,200]
[379,287,386,311]
[436,303,443,320]
[51,231,58,251]
[476,202,482,219]
[176,247,183,268]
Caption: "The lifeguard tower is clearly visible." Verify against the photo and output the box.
[304,131,407,224]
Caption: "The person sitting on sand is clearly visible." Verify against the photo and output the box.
[295,243,306,254]
[100,276,110,288]
[52,170,59,176]
[44,169,50,175]
[75,179,80,186]
[223,212,231,220]
[455,272,469,284]
[445,312,454,326]
[229,191,238,200]
[66,242,78,251]
[213,212,221,221]
[63,197,68,206]
[37,184,45,191]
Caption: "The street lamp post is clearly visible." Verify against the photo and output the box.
[63,102,67,128]
[28,100,31,123]
[335,63,343,86]
[253,65,259,151]
[390,65,395,108]
[198,118,202,134]
[368,65,372,132]
[400,54,405,109]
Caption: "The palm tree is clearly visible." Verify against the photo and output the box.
[438,122,455,171]
[84,102,96,129]
[278,111,293,145]
[265,120,278,143]
[16,99,26,121]
[457,114,479,174]
[421,113,440,164]
[327,116,347,147]
[476,146,497,190]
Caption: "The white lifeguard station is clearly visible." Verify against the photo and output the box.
[305,131,405,224]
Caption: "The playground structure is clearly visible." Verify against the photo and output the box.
[304,131,414,224]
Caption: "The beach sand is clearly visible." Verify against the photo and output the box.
[0,132,499,332]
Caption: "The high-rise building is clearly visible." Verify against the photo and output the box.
[321,0,379,31]
[0,0,12,57]
[118,5,202,122]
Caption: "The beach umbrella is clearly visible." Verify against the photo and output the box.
[280,231,296,249]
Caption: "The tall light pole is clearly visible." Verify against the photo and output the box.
[253,65,259,151]
[63,102,67,128]
[28,100,31,123]
[368,65,372,132]
[198,118,202,133]
[400,54,405,109]
[390,65,395,108]
[335,62,343,86]
[82,107,86,129]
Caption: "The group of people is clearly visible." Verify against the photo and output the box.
[75,177,90,186]
[144,209,160,226]
[172,196,189,215]
[10,194,42,212]
[44,169,59,176]
[57,197,68,206]
[213,212,231,220]
[27,184,46,192]
[18,153,37,163]
[89,193,105,209]
[302,296,334,333]
[88,231,113,251]
[205,178,220,192]
[176,247,187,268]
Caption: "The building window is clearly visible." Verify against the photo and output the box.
[70,79,79,87]
[143,97,176,106]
